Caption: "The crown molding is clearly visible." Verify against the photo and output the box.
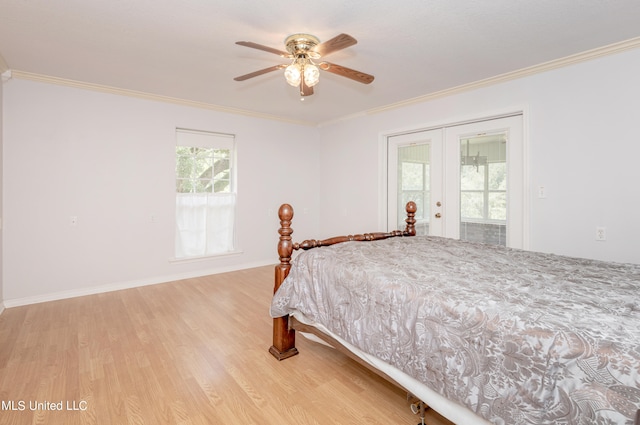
[366,36,640,116]
[9,70,316,127]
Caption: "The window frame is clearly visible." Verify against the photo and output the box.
[173,128,238,261]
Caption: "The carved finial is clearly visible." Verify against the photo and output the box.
[278,204,293,222]
[277,204,294,266]
[405,201,417,236]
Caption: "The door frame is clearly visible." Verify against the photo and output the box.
[378,110,530,249]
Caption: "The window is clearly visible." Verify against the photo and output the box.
[176,147,231,194]
[174,129,236,258]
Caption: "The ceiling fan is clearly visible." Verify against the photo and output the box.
[233,33,374,97]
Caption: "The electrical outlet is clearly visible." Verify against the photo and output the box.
[596,227,606,241]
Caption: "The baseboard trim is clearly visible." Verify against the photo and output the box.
[3,260,274,308]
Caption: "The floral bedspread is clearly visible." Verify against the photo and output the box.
[270,236,640,424]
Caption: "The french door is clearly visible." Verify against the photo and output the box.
[387,129,444,237]
[387,114,525,248]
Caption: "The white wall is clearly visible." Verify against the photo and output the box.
[319,47,640,265]
[2,79,320,304]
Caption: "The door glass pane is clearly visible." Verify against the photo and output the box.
[460,192,483,219]
[398,144,430,235]
[459,132,507,245]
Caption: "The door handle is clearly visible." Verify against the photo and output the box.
[435,213,442,218]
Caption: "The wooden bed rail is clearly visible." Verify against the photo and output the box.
[269,201,417,360]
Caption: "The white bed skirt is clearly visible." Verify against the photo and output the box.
[292,311,491,425]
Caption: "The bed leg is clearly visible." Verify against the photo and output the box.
[269,315,299,360]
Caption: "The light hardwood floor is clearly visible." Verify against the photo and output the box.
[0,266,453,425]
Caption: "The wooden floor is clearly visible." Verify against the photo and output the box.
[0,266,453,425]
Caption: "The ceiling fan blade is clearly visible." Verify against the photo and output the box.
[234,64,286,81]
[300,79,314,96]
[319,62,375,84]
[235,41,290,58]
[314,33,357,57]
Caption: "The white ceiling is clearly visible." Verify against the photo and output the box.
[2,0,640,126]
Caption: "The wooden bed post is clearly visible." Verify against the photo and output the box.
[269,203,299,360]
[405,201,417,236]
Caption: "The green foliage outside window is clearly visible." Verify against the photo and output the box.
[176,147,231,193]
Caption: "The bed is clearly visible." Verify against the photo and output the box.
[269,202,640,425]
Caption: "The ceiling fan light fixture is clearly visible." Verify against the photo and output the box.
[303,63,320,87]
[284,62,302,86]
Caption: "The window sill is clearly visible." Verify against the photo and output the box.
[169,249,244,264]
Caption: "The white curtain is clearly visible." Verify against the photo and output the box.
[175,193,236,258]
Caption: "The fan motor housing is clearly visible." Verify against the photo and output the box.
[285,34,320,57]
